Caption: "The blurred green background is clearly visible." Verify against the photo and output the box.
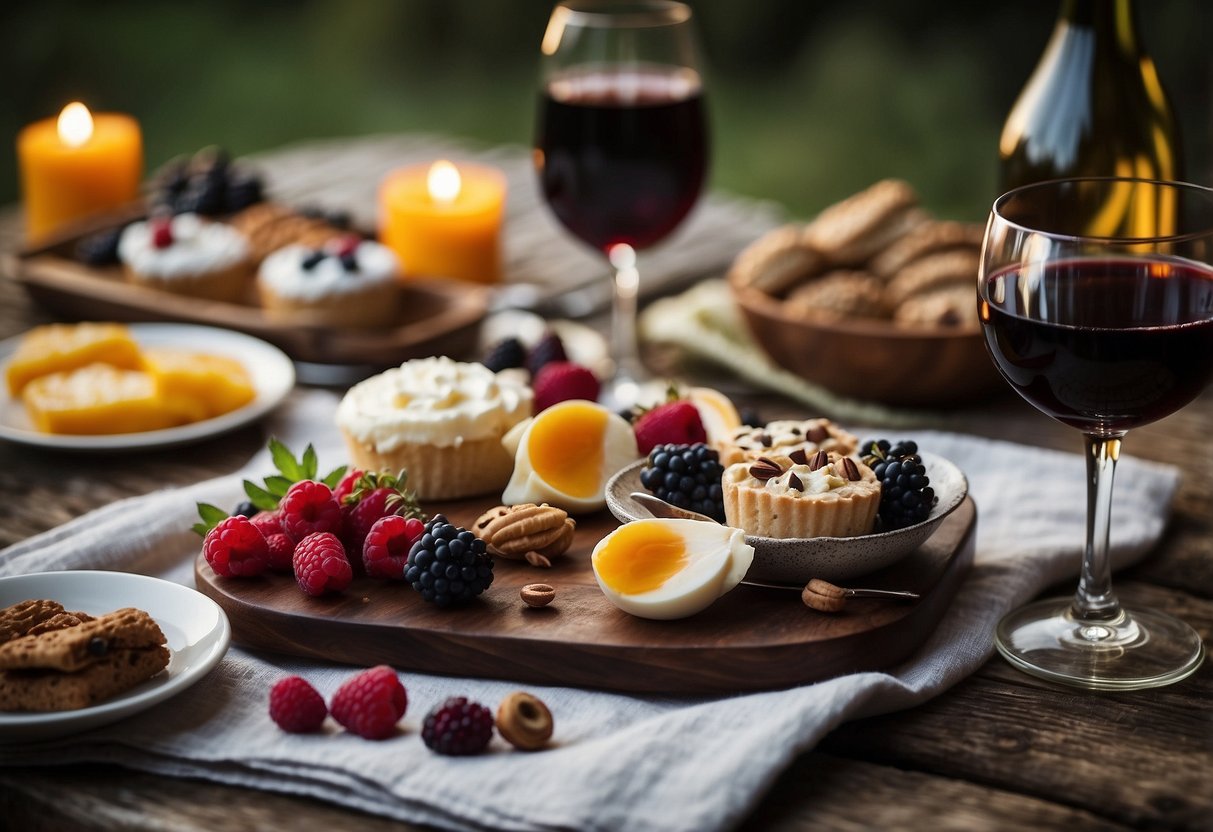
[2,0,1209,221]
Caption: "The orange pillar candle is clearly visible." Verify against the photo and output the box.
[379,160,506,284]
[17,102,143,243]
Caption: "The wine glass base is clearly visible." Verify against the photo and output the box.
[995,597,1205,691]
[598,369,645,413]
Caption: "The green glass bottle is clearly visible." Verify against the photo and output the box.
[998,0,1182,235]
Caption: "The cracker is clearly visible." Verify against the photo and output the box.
[886,249,981,307]
[784,270,888,322]
[0,607,165,673]
[894,284,980,329]
[0,600,66,645]
[229,202,346,261]
[870,220,984,279]
[0,646,169,712]
[26,611,95,637]
[803,180,924,265]
[727,225,824,296]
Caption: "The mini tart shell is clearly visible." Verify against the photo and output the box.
[721,457,880,539]
[718,418,859,466]
[123,259,251,304]
[258,279,400,328]
[340,428,515,501]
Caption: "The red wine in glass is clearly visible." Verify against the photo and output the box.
[538,67,708,254]
[981,258,1213,433]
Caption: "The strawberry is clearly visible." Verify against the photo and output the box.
[532,361,600,412]
[340,470,424,556]
[633,400,707,456]
[332,468,364,504]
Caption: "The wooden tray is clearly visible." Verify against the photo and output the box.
[1,210,487,371]
[195,496,976,695]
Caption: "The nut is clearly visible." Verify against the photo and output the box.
[473,504,576,561]
[520,583,555,607]
[496,691,554,751]
[807,450,829,471]
[524,551,552,569]
[801,578,847,613]
[840,457,861,481]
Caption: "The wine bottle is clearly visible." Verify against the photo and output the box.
[998,0,1182,237]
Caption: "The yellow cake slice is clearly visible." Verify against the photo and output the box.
[22,364,190,435]
[5,323,143,396]
[142,348,255,419]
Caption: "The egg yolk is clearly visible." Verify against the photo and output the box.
[527,401,607,498]
[594,521,689,595]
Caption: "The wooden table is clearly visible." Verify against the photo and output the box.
[0,149,1210,831]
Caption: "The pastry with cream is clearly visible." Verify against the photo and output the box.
[258,237,401,328]
[502,399,638,514]
[118,213,252,302]
[722,450,880,539]
[336,356,532,500]
[718,418,858,466]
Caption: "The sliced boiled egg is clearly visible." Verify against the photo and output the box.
[591,518,754,620]
[502,399,638,513]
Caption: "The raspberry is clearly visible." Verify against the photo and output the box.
[292,532,352,596]
[150,217,174,249]
[330,665,407,740]
[268,675,327,733]
[363,515,426,579]
[404,515,494,606]
[633,401,707,456]
[340,470,423,556]
[248,509,283,538]
[422,696,494,755]
[332,468,364,504]
[532,362,600,412]
[280,480,343,543]
[525,331,567,377]
[264,532,296,571]
[202,516,269,577]
[482,337,526,373]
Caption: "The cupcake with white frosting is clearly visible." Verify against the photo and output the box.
[118,213,252,302]
[257,237,401,328]
[336,356,533,499]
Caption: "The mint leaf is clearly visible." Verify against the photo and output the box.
[301,444,319,481]
[243,481,279,512]
[269,438,302,481]
[263,475,294,497]
[193,503,230,537]
[321,465,348,490]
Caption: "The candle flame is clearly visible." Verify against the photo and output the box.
[57,102,94,148]
[427,160,461,205]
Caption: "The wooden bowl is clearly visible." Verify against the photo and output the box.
[731,284,1003,406]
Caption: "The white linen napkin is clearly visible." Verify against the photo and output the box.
[0,388,1181,832]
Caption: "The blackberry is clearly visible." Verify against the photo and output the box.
[862,438,934,530]
[639,443,725,522]
[525,331,567,378]
[223,168,264,212]
[422,696,494,755]
[482,337,526,373]
[75,226,124,266]
[175,178,226,216]
[404,514,494,606]
[232,500,260,518]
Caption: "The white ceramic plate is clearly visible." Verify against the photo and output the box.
[606,450,969,583]
[0,322,295,451]
[0,570,231,742]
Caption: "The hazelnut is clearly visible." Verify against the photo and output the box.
[496,691,554,751]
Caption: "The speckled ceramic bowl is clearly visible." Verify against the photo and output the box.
[605,451,968,583]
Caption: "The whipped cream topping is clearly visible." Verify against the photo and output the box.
[259,241,399,300]
[764,462,846,495]
[731,418,857,455]
[119,213,250,277]
[336,356,532,450]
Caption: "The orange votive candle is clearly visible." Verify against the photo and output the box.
[379,160,506,284]
[17,102,143,243]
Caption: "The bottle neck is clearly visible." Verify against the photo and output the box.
[1060,0,1139,54]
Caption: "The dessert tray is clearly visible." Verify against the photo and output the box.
[0,571,231,742]
[2,211,486,373]
[196,496,975,695]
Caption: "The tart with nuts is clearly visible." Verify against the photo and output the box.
[721,450,880,539]
[719,418,858,467]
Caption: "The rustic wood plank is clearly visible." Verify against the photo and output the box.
[0,766,424,832]
[738,753,1135,832]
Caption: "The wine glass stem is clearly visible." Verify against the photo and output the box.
[1073,432,1126,621]
[609,243,643,389]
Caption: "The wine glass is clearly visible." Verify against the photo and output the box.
[535,0,708,408]
[979,177,1213,690]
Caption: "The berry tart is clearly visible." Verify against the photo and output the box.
[718,418,858,466]
[118,213,252,302]
[721,450,880,539]
[335,356,532,500]
[257,237,401,328]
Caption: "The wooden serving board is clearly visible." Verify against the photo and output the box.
[195,497,976,695]
[1,209,486,371]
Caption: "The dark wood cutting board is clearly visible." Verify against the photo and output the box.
[195,496,976,695]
